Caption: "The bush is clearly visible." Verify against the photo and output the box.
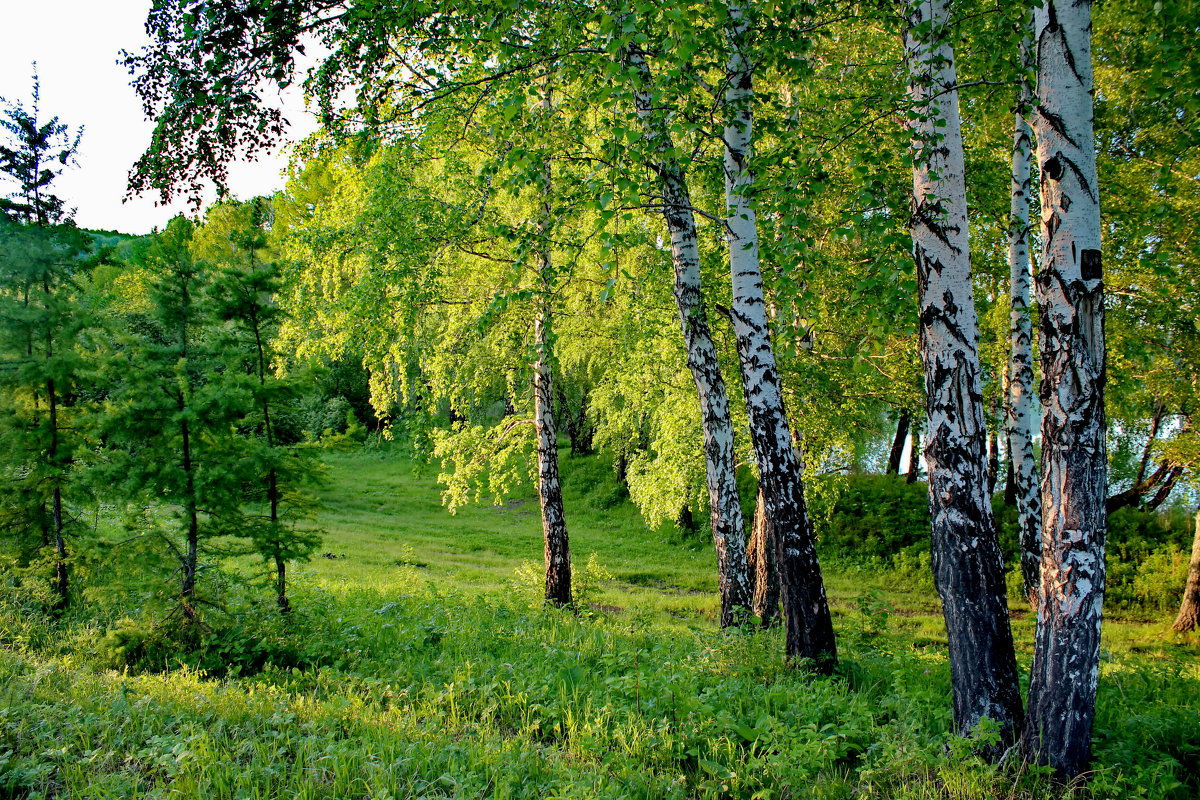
[817,475,929,561]
[1104,507,1192,612]
[817,475,1193,615]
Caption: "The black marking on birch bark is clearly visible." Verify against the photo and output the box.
[1056,153,1098,203]
[1036,106,1077,149]
[1080,249,1101,281]
[1044,210,1062,246]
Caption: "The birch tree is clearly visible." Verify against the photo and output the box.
[721,1,835,666]
[1020,0,1108,779]
[1006,12,1042,607]
[533,81,571,606]
[620,38,752,627]
[903,0,1022,747]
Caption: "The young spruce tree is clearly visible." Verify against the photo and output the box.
[98,217,247,622]
[0,70,88,611]
[198,199,322,613]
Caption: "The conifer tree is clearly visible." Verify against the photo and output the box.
[97,216,248,621]
[0,71,87,611]
[199,199,322,613]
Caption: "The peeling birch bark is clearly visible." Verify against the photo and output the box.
[904,0,1022,748]
[723,2,835,668]
[623,45,752,627]
[1020,0,1108,780]
[1007,14,1043,609]
[535,82,571,607]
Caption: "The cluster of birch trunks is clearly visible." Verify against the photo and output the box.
[530,1,1114,780]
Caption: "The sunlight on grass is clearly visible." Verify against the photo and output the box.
[1,446,1197,799]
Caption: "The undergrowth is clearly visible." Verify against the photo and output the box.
[0,448,1197,799]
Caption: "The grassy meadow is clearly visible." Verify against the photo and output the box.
[1,445,1198,799]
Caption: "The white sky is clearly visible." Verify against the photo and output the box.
[0,0,318,235]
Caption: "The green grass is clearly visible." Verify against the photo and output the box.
[306,447,732,625]
[1,445,1198,799]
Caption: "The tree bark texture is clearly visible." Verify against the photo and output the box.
[904,0,1023,747]
[987,429,1000,497]
[887,410,911,475]
[723,2,835,667]
[748,488,780,628]
[1007,14,1043,609]
[535,86,571,606]
[624,45,751,627]
[1173,508,1200,633]
[1020,0,1108,780]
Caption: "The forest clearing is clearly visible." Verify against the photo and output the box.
[3,0,1200,798]
[2,448,1198,799]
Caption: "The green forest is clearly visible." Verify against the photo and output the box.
[1,1,1198,798]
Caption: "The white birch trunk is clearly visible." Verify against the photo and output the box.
[904,0,1022,748]
[1007,14,1043,609]
[535,83,571,606]
[723,2,835,668]
[1021,0,1108,779]
[624,45,752,627]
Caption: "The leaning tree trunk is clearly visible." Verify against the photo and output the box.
[1173,507,1200,633]
[1007,13,1043,609]
[624,45,751,627]
[748,488,780,628]
[904,0,1023,749]
[1020,0,1108,781]
[887,410,911,475]
[723,2,835,668]
[535,82,571,606]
